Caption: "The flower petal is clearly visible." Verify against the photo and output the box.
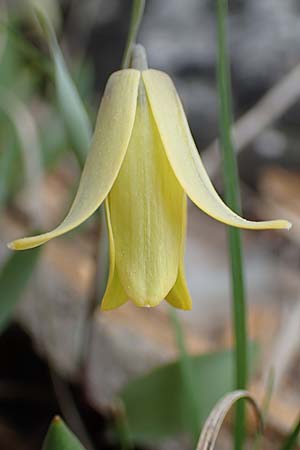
[166,267,192,310]
[108,82,185,307]
[101,200,128,311]
[143,70,291,231]
[9,69,141,250]
[166,196,192,310]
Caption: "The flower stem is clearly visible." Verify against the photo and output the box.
[169,310,200,445]
[216,1,248,449]
[131,44,148,71]
[122,0,146,69]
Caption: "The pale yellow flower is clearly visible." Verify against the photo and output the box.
[8,69,291,310]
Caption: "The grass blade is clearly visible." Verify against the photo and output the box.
[216,1,248,449]
[32,4,92,167]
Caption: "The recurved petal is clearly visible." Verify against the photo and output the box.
[8,69,140,250]
[166,196,192,310]
[143,69,291,231]
[101,200,128,311]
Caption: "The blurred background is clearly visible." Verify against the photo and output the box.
[0,0,300,449]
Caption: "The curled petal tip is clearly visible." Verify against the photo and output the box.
[6,236,43,251]
[271,219,292,230]
[286,221,292,230]
[7,239,27,251]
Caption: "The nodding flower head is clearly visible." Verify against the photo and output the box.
[9,50,291,310]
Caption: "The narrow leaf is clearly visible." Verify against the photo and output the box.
[0,86,44,223]
[42,416,87,450]
[0,247,41,333]
[32,4,92,167]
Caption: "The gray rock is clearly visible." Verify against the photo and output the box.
[139,0,300,165]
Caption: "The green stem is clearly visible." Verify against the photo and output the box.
[122,0,146,69]
[281,417,300,450]
[113,400,134,450]
[169,310,200,445]
[216,1,247,450]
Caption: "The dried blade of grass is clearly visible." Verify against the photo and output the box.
[252,369,274,450]
[265,299,300,392]
[203,61,300,179]
[49,370,95,450]
[195,390,263,450]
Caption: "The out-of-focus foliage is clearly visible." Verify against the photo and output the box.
[32,3,92,166]
[121,345,258,442]
[0,126,19,210]
[0,2,95,331]
[0,247,41,333]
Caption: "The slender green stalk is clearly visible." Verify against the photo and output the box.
[122,0,146,69]
[281,417,300,450]
[169,310,200,444]
[216,1,247,449]
[113,400,134,450]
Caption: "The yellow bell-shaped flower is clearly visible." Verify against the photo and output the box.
[8,63,291,310]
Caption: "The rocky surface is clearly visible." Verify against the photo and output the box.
[71,0,299,168]
[141,0,300,133]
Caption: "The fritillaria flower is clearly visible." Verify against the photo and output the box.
[9,61,290,310]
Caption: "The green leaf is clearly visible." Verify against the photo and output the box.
[52,45,92,167]
[32,5,92,167]
[0,24,22,88]
[0,247,41,333]
[42,416,87,450]
[120,345,258,443]
[39,108,69,168]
